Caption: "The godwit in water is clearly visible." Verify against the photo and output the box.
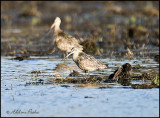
[50,17,83,58]
[66,47,107,75]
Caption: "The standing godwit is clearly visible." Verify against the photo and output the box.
[66,47,107,75]
[50,17,83,58]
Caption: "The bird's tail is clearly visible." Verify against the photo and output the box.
[99,64,107,69]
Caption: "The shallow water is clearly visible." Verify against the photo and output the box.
[1,56,159,117]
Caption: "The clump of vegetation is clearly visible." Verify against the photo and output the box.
[12,54,30,61]
[49,75,104,84]
[131,74,159,89]
[31,70,41,74]
[69,70,80,76]
[131,84,157,89]
[80,39,101,56]
[151,74,159,86]
[104,63,159,88]
[154,54,159,63]
[107,63,132,81]
[25,79,44,86]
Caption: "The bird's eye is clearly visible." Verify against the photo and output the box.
[71,47,74,51]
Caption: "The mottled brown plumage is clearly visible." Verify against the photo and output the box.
[67,48,107,73]
[50,17,83,56]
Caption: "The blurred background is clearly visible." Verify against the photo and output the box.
[1,1,159,59]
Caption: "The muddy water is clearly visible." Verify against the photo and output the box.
[1,56,159,117]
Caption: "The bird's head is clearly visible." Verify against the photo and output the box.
[50,17,61,30]
[65,47,82,59]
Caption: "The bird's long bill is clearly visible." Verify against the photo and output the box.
[65,51,74,59]
[50,23,55,30]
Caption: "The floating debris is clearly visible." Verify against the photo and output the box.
[154,54,159,62]
[131,84,159,89]
[12,54,30,61]
[61,85,70,88]
[69,70,80,77]
[132,72,157,81]
[38,79,44,82]
[98,86,112,89]
[84,96,94,98]
[25,80,44,86]
[49,75,104,84]
[31,70,41,74]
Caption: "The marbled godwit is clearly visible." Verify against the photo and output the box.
[50,17,83,58]
[66,47,107,75]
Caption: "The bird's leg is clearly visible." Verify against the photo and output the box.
[85,71,89,78]
[61,53,66,61]
[99,69,102,75]
[84,70,87,78]
[64,53,66,59]
[61,52,68,62]
[65,52,68,63]
[97,69,102,75]
[64,53,66,61]
[66,52,68,59]
[88,71,90,78]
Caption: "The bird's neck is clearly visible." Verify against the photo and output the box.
[54,24,62,35]
[73,51,81,61]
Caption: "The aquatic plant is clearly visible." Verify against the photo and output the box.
[151,74,159,86]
